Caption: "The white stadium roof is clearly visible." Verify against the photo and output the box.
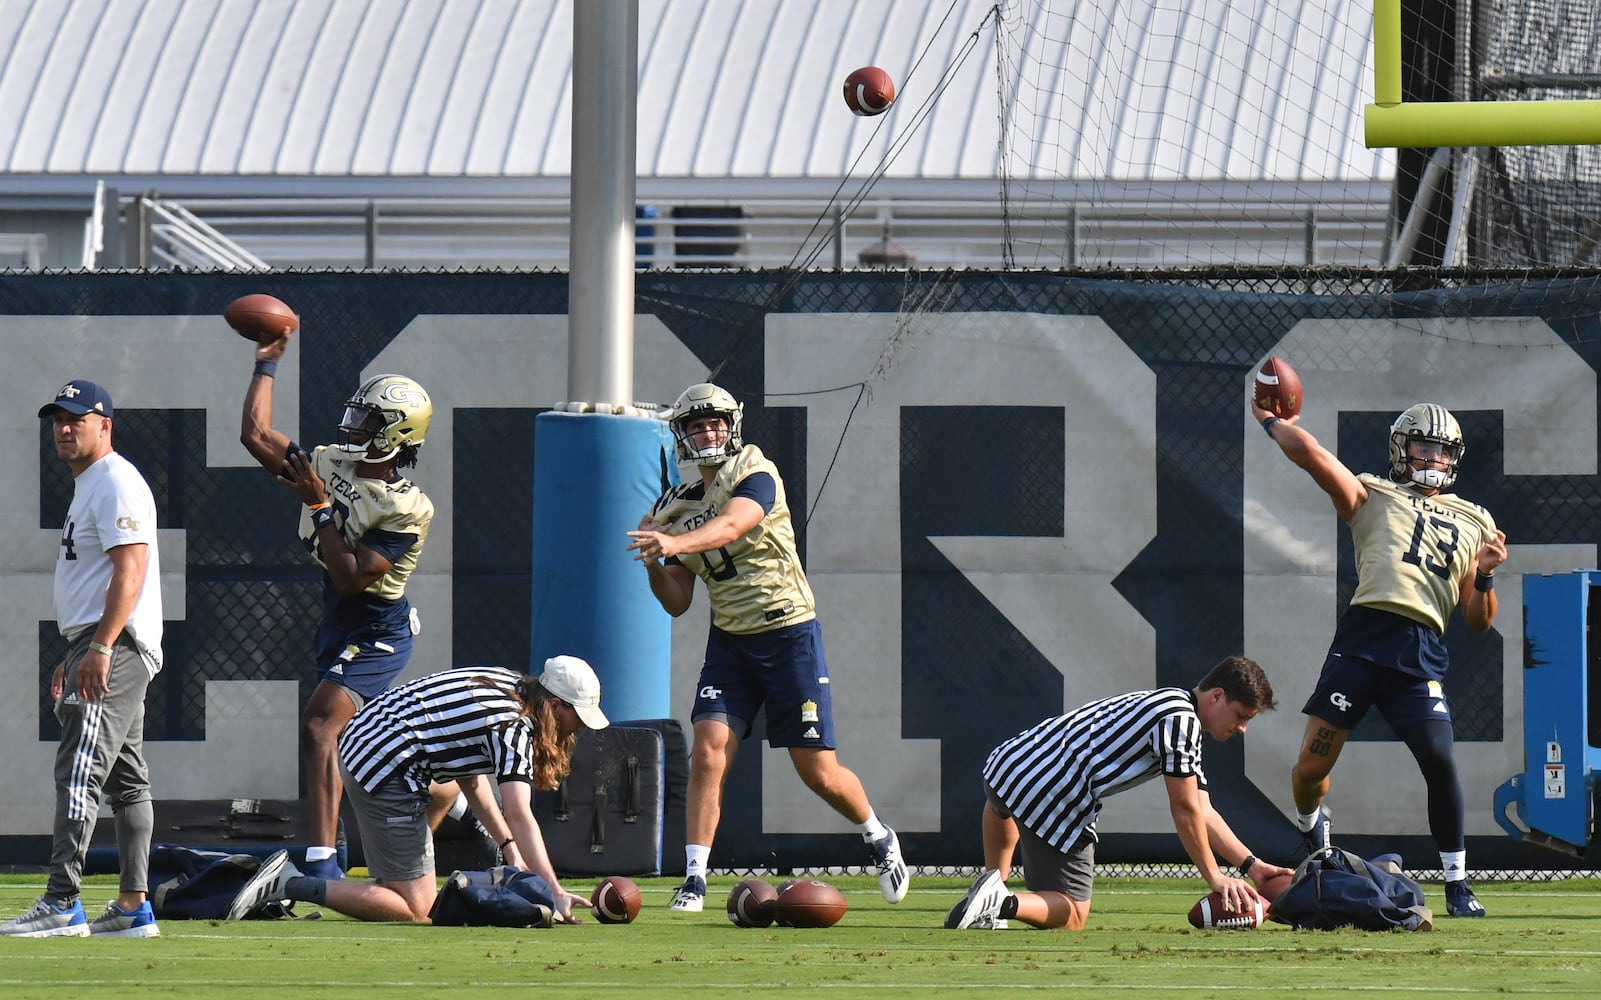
[0,0,1392,198]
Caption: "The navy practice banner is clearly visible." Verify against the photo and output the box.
[2,270,1599,872]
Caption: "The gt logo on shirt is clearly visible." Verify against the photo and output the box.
[699,685,722,700]
[1329,692,1352,712]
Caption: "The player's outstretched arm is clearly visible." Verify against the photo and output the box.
[1250,397,1366,520]
[240,330,294,473]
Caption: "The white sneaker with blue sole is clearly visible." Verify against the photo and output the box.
[0,897,89,937]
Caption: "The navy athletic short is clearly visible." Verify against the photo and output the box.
[1303,650,1454,730]
[691,619,836,749]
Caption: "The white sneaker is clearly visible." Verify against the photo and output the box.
[668,875,706,913]
[0,897,89,937]
[944,869,1010,930]
[226,849,301,920]
[88,900,160,938]
[870,828,910,903]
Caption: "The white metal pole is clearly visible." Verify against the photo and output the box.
[569,0,638,408]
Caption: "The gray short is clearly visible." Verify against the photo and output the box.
[338,761,434,881]
[986,785,1094,901]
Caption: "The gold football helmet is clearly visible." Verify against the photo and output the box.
[339,374,432,464]
[670,383,743,465]
[1388,402,1463,490]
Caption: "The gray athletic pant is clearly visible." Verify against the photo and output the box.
[47,633,155,903]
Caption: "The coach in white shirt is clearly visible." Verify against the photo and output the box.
[0,379,164,939]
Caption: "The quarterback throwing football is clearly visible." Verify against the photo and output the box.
[1255,396,1507,918]
[628,383,908,913]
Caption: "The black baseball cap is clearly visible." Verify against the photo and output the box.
[39,379,115,419]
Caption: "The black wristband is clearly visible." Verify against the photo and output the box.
[253,359,278,378]
[499,836,515,850]
[1475,569,1495,592]
[310,506,335,529]
[1240,854,1258,876]
[1260,415,1280,438]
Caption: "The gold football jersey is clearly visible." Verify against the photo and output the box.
[649,445,816,634]
[1348,473,1497,634]
[299,445,433,601]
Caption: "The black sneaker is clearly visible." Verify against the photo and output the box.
[1298,806,1332,856]
[1444,881,1486,917]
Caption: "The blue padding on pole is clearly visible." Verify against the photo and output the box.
[531,412,677,722]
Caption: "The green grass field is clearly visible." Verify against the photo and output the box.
[3,873,1599,998]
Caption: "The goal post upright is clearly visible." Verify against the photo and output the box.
[1364,0,1601,148]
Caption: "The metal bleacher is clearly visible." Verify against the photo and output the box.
[122,179,1392,272]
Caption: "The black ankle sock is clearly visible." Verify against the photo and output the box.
[285,876,327,906]
[999,895,1019,919]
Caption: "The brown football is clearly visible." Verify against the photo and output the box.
[224,293,300,343]
[843,66,896,116]
[590,875,642,924]
[1254,356,1303,419]
[726,878,778,928]
[1187,890,1265,930]
[774,879,847,928]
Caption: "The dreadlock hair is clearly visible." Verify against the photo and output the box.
[396,442,421,469]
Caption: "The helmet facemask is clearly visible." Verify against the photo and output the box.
[669,383,744,466]
[1387,403,1463,491]
[338,375,432,465]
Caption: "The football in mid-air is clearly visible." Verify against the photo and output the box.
[774,879,847,928]
[1187,891,1266,929]
[1254,356,1303,419]
[224,293,299,343]
[726,878,778,928]
[590,875,642,924]
[843,66,895,116]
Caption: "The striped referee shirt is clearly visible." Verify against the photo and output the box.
[981,687,1207,851]
[338,666,537,794]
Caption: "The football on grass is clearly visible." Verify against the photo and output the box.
[1254,356,1303,418]
[727,878,778,928]
[774,879,847,928]
[1187,891,1265,929]
[224,293,299,342]
[590,875,641,924]
[1256,872,1294,904]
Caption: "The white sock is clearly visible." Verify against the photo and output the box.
[447,792,470,820]
[685,844,711,880]
[859,810,889,842]
[305,845,337,863]
[1294,808,1321,832]
[1440,850,1467,883]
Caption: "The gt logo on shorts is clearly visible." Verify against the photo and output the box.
[1329,692,1352,712]
[699,685,722,700]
